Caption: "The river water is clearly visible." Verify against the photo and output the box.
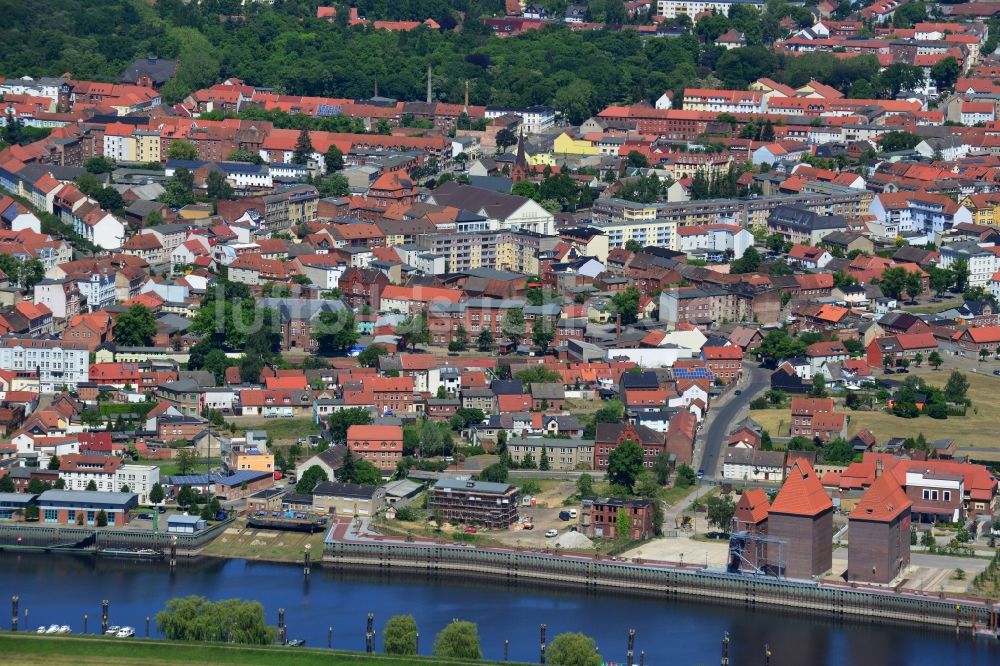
[0,552,997,665]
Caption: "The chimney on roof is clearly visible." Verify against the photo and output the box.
[875,458,883,479]
[147,55,158,64]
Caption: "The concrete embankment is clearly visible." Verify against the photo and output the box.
[323,540,999,634]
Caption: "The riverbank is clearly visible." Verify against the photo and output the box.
[0,634,515,666]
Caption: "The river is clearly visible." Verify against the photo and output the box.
[0,552,997,665]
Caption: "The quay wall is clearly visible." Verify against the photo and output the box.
[323,540,997,632]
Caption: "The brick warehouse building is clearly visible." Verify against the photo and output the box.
[36,489,138,526]
[767,459,833,579]
[593,422,665,471]
[848,469,912,584]
[580,496,654,541]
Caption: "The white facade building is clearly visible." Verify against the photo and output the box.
[0,338,89,391]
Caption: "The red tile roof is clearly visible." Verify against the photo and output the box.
[849,472,911,522]
[770,460,833,517]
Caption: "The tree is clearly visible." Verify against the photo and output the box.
[951,258,970,292]
[328,407,373,443]
[84,156,116,174]
[532,318,554,352]
[449,324,469,352]
[227,149,264,165]
[166,140,198,161]
[730,246,762,274]
[27,478,49,495]
[878,131,922,153]
[822,438,855,465]
[296,465,329,494]
[396,313,430,351]
[931,56,961,92]
[705,494,736,534]
[206,170,235,200]
[980,348,991,363]
[357,344,388,368]
[653,452,671,485]
[610,286,641,326]
[383,615,418,656]
[626,151,649,168]
[904,271,923,303]
[161,167,196,207]
[480,462,509,483]
[576,473,594,497]
[944,370,970,403]
[156,596,276,645]
[913,353,924,367]
[18,259,45,290]
[324,145,344,173]
[615,506,632,543]
[583,399,623,438]
[928,266,953,297]
[239,355,264,384]
[675,464,697,488]
[607,440,644,491]
[313,309,359,353]
[927,351,943,370]
[85,480,98,491]
[149,483,165,506]
[809,374,828,398]
[878,267,909,300]
[547,633,602,666]
[113,304,158,347]
[495,129,517,153]
[501,308,526,340]
[477,329,494,351]
[434,620,482,660]
[95,509,108,527]
[175,448,199,476]
[539,445,550,471]
[292,127,314,165]
[624,239,644,253]
[0,475,13,493]
[634,470,661,498]
[47,455,60,470]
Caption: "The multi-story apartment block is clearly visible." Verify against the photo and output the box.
[0,337,88,391]
[657,0,764,18]
[682,89,766,114]
[428,478,519,528]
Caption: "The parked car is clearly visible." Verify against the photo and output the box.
[558,510,571,521]
[464,526,477,534]
[568,509,577,519]
[544,529,558,538]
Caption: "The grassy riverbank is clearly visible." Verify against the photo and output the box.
[0,634,516,666]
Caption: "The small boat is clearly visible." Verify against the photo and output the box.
[105,625,121,635]
[286,639,306,647]
[45,624,60,634]
[57,625,71,634]
[115,626,135,638]
[36,626,45,634]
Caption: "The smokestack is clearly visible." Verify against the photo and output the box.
[374,77,378,98]
[426,63,432,104]
[464,80,469,109]
[616,313,622,337]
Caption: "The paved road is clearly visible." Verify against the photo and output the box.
[697,364,770,481]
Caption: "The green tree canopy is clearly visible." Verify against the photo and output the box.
[156,596,276,645]
[607,439,644,491]
[295,465,329,494]
[547,632,602,666]
[434,620,482,660]
[382,615,418,656]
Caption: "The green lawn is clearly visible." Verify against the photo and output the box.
[750,367,1000,460]
[137,457,213,478]
[234,418,322,441]
[0,634,515,666]
[661,484,695,507]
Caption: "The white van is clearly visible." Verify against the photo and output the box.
[569,509,577,519]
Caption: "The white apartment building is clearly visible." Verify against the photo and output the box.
[0,338,89,391]
[682,88,766,115]
[657,0,764,19]
[59,462,160,504]
[484,105,556,133]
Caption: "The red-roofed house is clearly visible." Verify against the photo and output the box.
[731,488,771,573]
[702,345,743,383]
[790,397,835,440]
[788,244,832,269]
[768,459,833,579]
[347,424,402,472]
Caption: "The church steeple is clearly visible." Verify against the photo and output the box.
[511,126,529,183]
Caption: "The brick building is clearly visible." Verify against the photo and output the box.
[848,469,911,584]
[343,376,414,416]
[346,424,403,473]
[729,488,771,574]
[767,459,833,580]
[36,489,138,527]
[338,267,390,310]
[593,422,665,471]
[580,496,654,541]
[790,397,837,440]
[702,345,743,383]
